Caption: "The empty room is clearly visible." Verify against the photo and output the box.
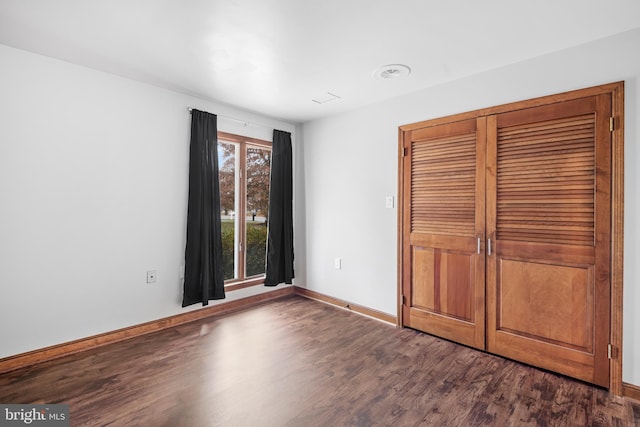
[1,1,640,425]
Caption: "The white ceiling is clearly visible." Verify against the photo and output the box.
[1,0,640,123]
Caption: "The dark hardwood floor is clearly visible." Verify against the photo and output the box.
[0,295,638,426]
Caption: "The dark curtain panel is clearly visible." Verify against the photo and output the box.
[265,129,295,286]
[182,109,225,306]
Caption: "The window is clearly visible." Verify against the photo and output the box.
[218,132,271,289]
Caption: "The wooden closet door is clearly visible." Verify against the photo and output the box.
[486,95,611,386]
[402,118,486,349]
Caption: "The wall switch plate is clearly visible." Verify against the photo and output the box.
[385,196,394,208]
[146,270,157,283]
[334,257,342,269]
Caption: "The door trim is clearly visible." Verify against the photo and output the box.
[397,81,624,394]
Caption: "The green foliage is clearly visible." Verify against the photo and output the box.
[220,220,268,280]
[246,221,268,277]
[221,220,235,280]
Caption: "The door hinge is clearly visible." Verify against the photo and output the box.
[610,117,614,132]
[403,147,408,157]
[401,294,406,305]
[608,344,613,359]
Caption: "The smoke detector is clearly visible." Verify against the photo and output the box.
[373,64,411,80]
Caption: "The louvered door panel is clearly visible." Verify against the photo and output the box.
[402,118,486,350]
[496,114,595,246]
[486,95,611,387]
[411,133,476,237]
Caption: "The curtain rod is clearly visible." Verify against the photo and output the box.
[188,107,273,130]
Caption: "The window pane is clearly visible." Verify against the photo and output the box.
[245,146,271,277]
[218,141,237,281]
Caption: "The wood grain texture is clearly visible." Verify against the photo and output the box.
[0,296,637,426]
[496,112,596,246]
[293,287,396,324]
[609,82,625,395]
[488,94,611,387]
[0,286,294,375]
[399,81,623,131]
[401,128,413,329]
[624,382,640,402]
[498,259,593,351]
[410,129,477,236]
[397,127,407,327]
[412,248,473,321]
[404,117,486,350]
[400,81,624,392]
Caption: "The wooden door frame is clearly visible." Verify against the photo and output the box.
[397,81,624,394]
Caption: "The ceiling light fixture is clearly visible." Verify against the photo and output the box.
[373,64,411,80]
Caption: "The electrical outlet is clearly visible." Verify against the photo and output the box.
[334,257,342,269]
[146,270,157,283]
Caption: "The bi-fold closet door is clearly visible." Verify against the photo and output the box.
[400,92,612,387]
[400,117,487,350]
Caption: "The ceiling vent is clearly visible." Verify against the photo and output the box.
[312,92,341,104]
[373,64,411,80]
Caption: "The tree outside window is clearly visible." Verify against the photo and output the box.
[217,133,271,284]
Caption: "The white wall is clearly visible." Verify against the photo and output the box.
[0,44,295,359]
[300,28,640,386]
[2,27,638,388]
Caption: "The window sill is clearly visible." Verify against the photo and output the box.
[224,276,265,292]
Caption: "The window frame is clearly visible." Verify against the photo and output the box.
[218,131,272,291]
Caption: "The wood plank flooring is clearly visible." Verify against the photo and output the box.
[0,295,638,426]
